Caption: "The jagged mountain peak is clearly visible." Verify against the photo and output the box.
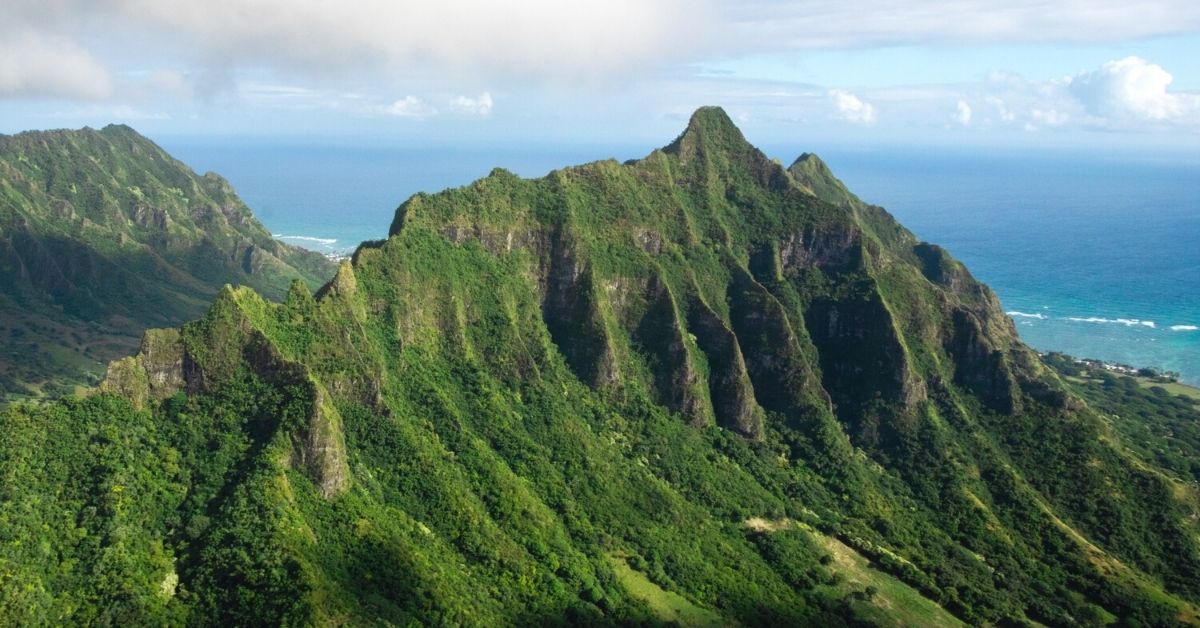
[663,106,757,159]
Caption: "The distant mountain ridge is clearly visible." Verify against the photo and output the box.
[0,124,336,399]
[1,109,1197,626]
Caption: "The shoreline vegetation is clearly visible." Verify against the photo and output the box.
[1043,351,1200,403]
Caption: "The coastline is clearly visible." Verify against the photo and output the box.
[1042,352,1200,402]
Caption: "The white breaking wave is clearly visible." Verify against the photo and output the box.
[1007,311,1047,320]
[1065,316,1156,328]
[273,234,338,246]
[1170,324,1199,332]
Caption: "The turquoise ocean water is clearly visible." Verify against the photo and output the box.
[165,140,1200,384]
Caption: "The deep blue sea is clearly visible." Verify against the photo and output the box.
[164,139,1200,385]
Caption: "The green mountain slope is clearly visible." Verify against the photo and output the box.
[0,125,335,399]
[2,108,1198,626]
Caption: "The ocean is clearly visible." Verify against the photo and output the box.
[164,139,1200,385]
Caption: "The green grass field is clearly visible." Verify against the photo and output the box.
[1134,378,1200,402]
[743,519,964,627]
[606,554,728,627]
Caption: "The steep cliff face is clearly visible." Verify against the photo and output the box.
[383,107,1029,445]
[4,109,1199,626]
[0,125,336,399]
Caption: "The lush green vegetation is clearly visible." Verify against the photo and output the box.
[1045,352,1200,483]
[1,108,1198,625]
[0,125,335,401]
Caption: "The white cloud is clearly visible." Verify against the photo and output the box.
[954,100,972,125]
[829,89,876,124]
[1,0,711,84]
[380,96,436,119]
[985,96,1016,122]
[1029,108,1069,127]
[726,0,1200,48]
[147,69,192,98]
[449,92,493,116]
[6,0,1198,106]
[0,31,113,99]
[921,58,1200,132]
[1067,56,1199,123]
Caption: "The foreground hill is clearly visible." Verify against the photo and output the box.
[0,125,335,399]
[1,108,1197,626]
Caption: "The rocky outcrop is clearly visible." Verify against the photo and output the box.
[291,385,351,499]
[629,275,713,427]
[913,243,972,293]
[804,290,926,446]
[686,296,764,439]
[139,328,186,397]
[778,224,863,273]
[540,228,619,388]
[100,328,185,407]
[100,289,352,498]
[726,267,830,420]
[946,308,1021,415]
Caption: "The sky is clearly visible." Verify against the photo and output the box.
[2,0,1199,149]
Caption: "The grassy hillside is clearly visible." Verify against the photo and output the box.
[1,108,1197,626]
[0,125,335,400]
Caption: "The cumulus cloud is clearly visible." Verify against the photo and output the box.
[914,58,1200,132]
[449,92,493,116]
[380,96,436,119]
[799,56,1198,135]
[954,100,972,125]
[829,89,876,124]
[1067,56,1199,123]
[0,31,112,99]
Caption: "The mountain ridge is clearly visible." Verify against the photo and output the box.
[0,124,336,399]
[1,108,1198,626]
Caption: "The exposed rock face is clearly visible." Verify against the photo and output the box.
[778,225,862,273]
[629,275,714,427]
[540,229,620,388]
[913,243,971,292]
[686,297,764,439]
[101,288,351,499]
[140,328,186,398]
[100,328,185,407]
[947,308,1021,415]
[805,292,926,440]
[292,386,351,499]
[726,267,830,422]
